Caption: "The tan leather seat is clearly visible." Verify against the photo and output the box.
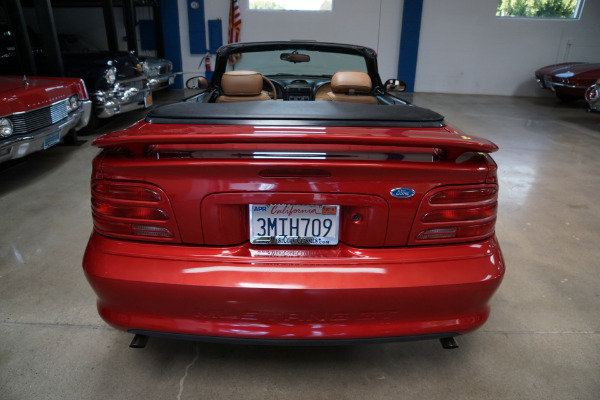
[216,70,271,103]
[323,71,378,104]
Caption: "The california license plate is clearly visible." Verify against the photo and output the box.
[43,131,60,149]
[250,204,340,245]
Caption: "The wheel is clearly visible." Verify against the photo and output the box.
[77,112,100,135]
[62,129,78,146]
[262,76,277,100]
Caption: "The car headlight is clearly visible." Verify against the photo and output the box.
[144,64,159,78]
[105,67,117,85]
[0,118,13,138]
[65,95,79,113]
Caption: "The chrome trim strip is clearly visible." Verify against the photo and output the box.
[546,82,588,90]
[0,96,74,119]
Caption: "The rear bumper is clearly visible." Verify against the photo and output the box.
[83,232,505,342]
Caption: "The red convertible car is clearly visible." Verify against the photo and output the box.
[535,62,600,102]
[1,75,91,163]
[83,41,504,349]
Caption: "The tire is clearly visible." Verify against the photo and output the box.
[62,129,78,146]
[77,112,100,135]
[556,93,580,103]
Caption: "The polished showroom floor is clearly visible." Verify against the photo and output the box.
[1,91,598,399]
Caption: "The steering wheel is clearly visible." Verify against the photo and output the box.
[263,76,278,100]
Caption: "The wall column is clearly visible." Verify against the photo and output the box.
[397,0,424,93]
[160,0,183,89]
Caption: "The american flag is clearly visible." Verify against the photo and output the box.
[228,0,242,66]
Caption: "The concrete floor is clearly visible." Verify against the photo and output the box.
[1,91,599,400]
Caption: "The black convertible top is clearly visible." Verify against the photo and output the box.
[146,101,445,128]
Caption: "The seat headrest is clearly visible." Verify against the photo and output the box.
[331,71,372,94]
[221,70,264,96]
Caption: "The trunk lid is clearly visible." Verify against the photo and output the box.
[93,120,497,247]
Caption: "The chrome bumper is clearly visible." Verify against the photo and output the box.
[93,79,153,119]
[537,76,588,91]
[150,73,176,90]
[0,100,92,163]
[547,81,588,90]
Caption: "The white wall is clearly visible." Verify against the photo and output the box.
[40,0,600,97]
[178,0,403,82]
[415,0,600,96]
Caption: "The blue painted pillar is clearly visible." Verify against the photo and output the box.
[160,0,184,89]
[397,0,424,93]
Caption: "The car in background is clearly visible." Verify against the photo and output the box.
[84,41,505,349]
[61,50,155,132]
[139,56,175,91]
[1,27,156,134]
[0,75,91,163]
[58,35,157,132]
[535,62,600,102]
[58,35,175,92]
[585,79,600,112]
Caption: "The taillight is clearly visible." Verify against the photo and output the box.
[410,184,498,245]
[429,187,496,204]
[421,204,497,222]
[91,180,180,242]
[93,184,162,202]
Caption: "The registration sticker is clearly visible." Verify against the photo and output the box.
[250,204,340,245]
[43,131,60,149]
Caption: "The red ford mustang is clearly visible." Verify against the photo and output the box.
[83,42,504,349]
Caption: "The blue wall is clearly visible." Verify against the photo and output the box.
[160,0,183,89]
[397,0,424,93]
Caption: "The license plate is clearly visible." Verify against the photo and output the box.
[250,204,340,245]
[144,93,153,108]
[43,131,60,149]
[169,76,175,85]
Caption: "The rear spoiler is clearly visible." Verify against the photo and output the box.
[93,122,498,161]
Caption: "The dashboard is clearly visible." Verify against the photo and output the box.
[266,76,332,101]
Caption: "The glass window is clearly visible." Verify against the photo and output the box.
[226,49,366,77]
[249,0,333,11]
[496,0,585,19]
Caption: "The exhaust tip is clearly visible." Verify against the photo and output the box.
[440,337,459,349]
[129,334,149,349]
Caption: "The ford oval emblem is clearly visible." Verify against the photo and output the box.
[390,188,415,199]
